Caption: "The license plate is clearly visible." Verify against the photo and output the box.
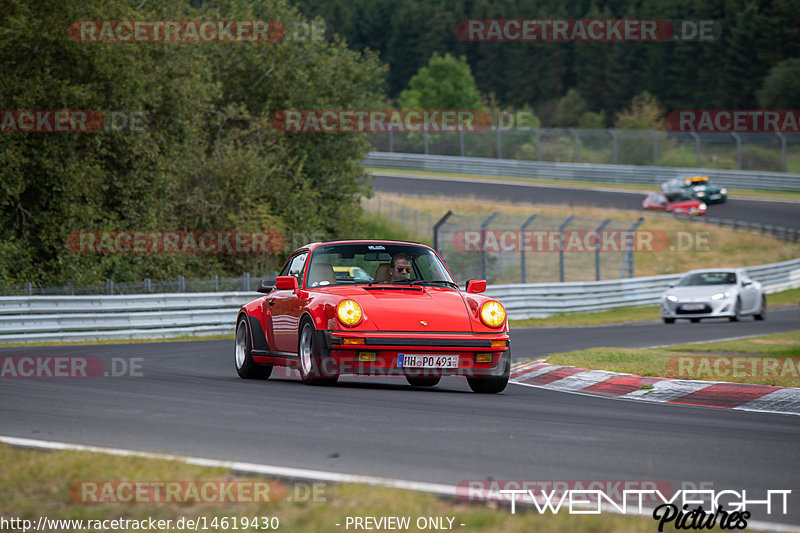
[397,354,459,368]
[710,194,720,199]
[681,303,705,311]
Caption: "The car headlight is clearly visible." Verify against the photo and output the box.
[720,188,727,195]
[480,301,506,327]
[336,299,363,326]
[699,203,707,210]
[666,295,678,302]
[711,293,726,301]
[696,192,706,197]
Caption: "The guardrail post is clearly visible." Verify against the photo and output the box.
[481,212,501,281]
[520,214,539,283]
[689,132,700,167]
[648,130,658,165]
[178,275,185,293]
[558,215,576,282]
[106,279,113,295]
[242,272,250,292]
[775,132,787,172]
[622,217,645,278]
[730,132,742,170]
[594,218,613,281]
[607,129,618,164]
[569,128,579,162]
[144,278,151,293]
[433,210,453,255]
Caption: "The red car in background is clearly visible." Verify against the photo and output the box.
[234,240,511,393]
[642,191,707,216]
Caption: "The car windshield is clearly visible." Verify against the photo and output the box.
[305,243,456,288]
[665,192,693,202]
[678,272,737,286]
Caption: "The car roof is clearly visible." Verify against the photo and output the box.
[682,268,742,275]
[290,239,432,255]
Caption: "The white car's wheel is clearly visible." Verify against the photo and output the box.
[754,295,766,321]
[729,298,742,322]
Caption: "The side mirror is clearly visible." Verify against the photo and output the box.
[742,281,752,287]
[257,279,274,294]
[466,279,487,294]
[275,276,299,291]
[668,284,675,288]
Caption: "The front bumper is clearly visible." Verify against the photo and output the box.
[324,330,510,377]
[661,299,734,319]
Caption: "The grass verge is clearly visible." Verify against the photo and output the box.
[544,330,800,387]
[0,444,672,533]
[367,167,800,203]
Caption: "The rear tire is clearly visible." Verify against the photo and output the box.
[663,317,675,324]
[406,376,441,387]
[690,318,701,323]
[298,319,338,386]
[754,295,766,321]
[467,348,510,394]
[235,316,272,379]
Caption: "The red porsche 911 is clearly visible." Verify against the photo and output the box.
[234,240,511,393]
[642,191,707,216]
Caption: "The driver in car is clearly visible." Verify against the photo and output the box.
[389,253,413,282]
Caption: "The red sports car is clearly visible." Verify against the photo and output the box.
[234,240,511,393]
[642,191,707,216]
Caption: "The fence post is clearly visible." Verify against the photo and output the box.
[389,130,394,153]
[481,212,501,281]
[648,130,658,165]
[144,278,151,293]
[775,132,787,172]
[689,132,700,167]
[106,279,114,295]
[67,282,74,296]
[558,215,576,282]
[459,129,465,157]
[607,129,618,164]
[594,218,613,281]
[24,282,32,296]
[569,128,579,162]
[731,132,742,170]
[622,218,645,278]
[432,211,454,257]
[213,275,219,292]
[496,125,502,159]
[535,128,541,161]
[424,130,429,155]
[243,272,250,292]
[178,275,185,293]
[520,214,538,283]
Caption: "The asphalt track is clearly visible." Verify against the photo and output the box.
[370,173,800,229]
[2,312,799,526]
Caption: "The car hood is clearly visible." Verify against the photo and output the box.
[669,200,702,209]
[663,285,735,300]
[691,184,723,193]
[323,286,473,332]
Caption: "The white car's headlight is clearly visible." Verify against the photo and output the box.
[711,293,726,301]
[666,295,678,302]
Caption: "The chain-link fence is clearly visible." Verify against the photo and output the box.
[434,212,643,284]
[366,128,800,172]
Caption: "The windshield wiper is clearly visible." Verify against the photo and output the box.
[366,280,415,286]
[409,280,459,289]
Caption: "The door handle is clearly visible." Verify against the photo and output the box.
[269,300,276,306]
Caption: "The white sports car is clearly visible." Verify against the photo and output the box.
[660,269,766,324]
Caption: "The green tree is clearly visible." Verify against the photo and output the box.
[613,92,666,129]
[398,52,483,109]
[553,89,587,127]
[757,58,800,109]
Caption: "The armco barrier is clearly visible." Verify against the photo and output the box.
[1,260,798,342]
[364,152,800,192]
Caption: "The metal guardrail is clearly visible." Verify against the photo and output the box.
[364,152,800,192]
[1,260,798,342]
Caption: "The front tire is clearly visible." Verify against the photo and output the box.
[754,295,766,321]
[406,376,441,387]
[690,318,701,323]
[663,317,675,324]
[467,349,510,394]
[729,299,742,322]
[298,320,338,386]
[235,316,272,379]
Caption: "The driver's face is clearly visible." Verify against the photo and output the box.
[391,259,412,281]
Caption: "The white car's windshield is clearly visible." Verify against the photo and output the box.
[678,272,737,286]
[306,243,456,288]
